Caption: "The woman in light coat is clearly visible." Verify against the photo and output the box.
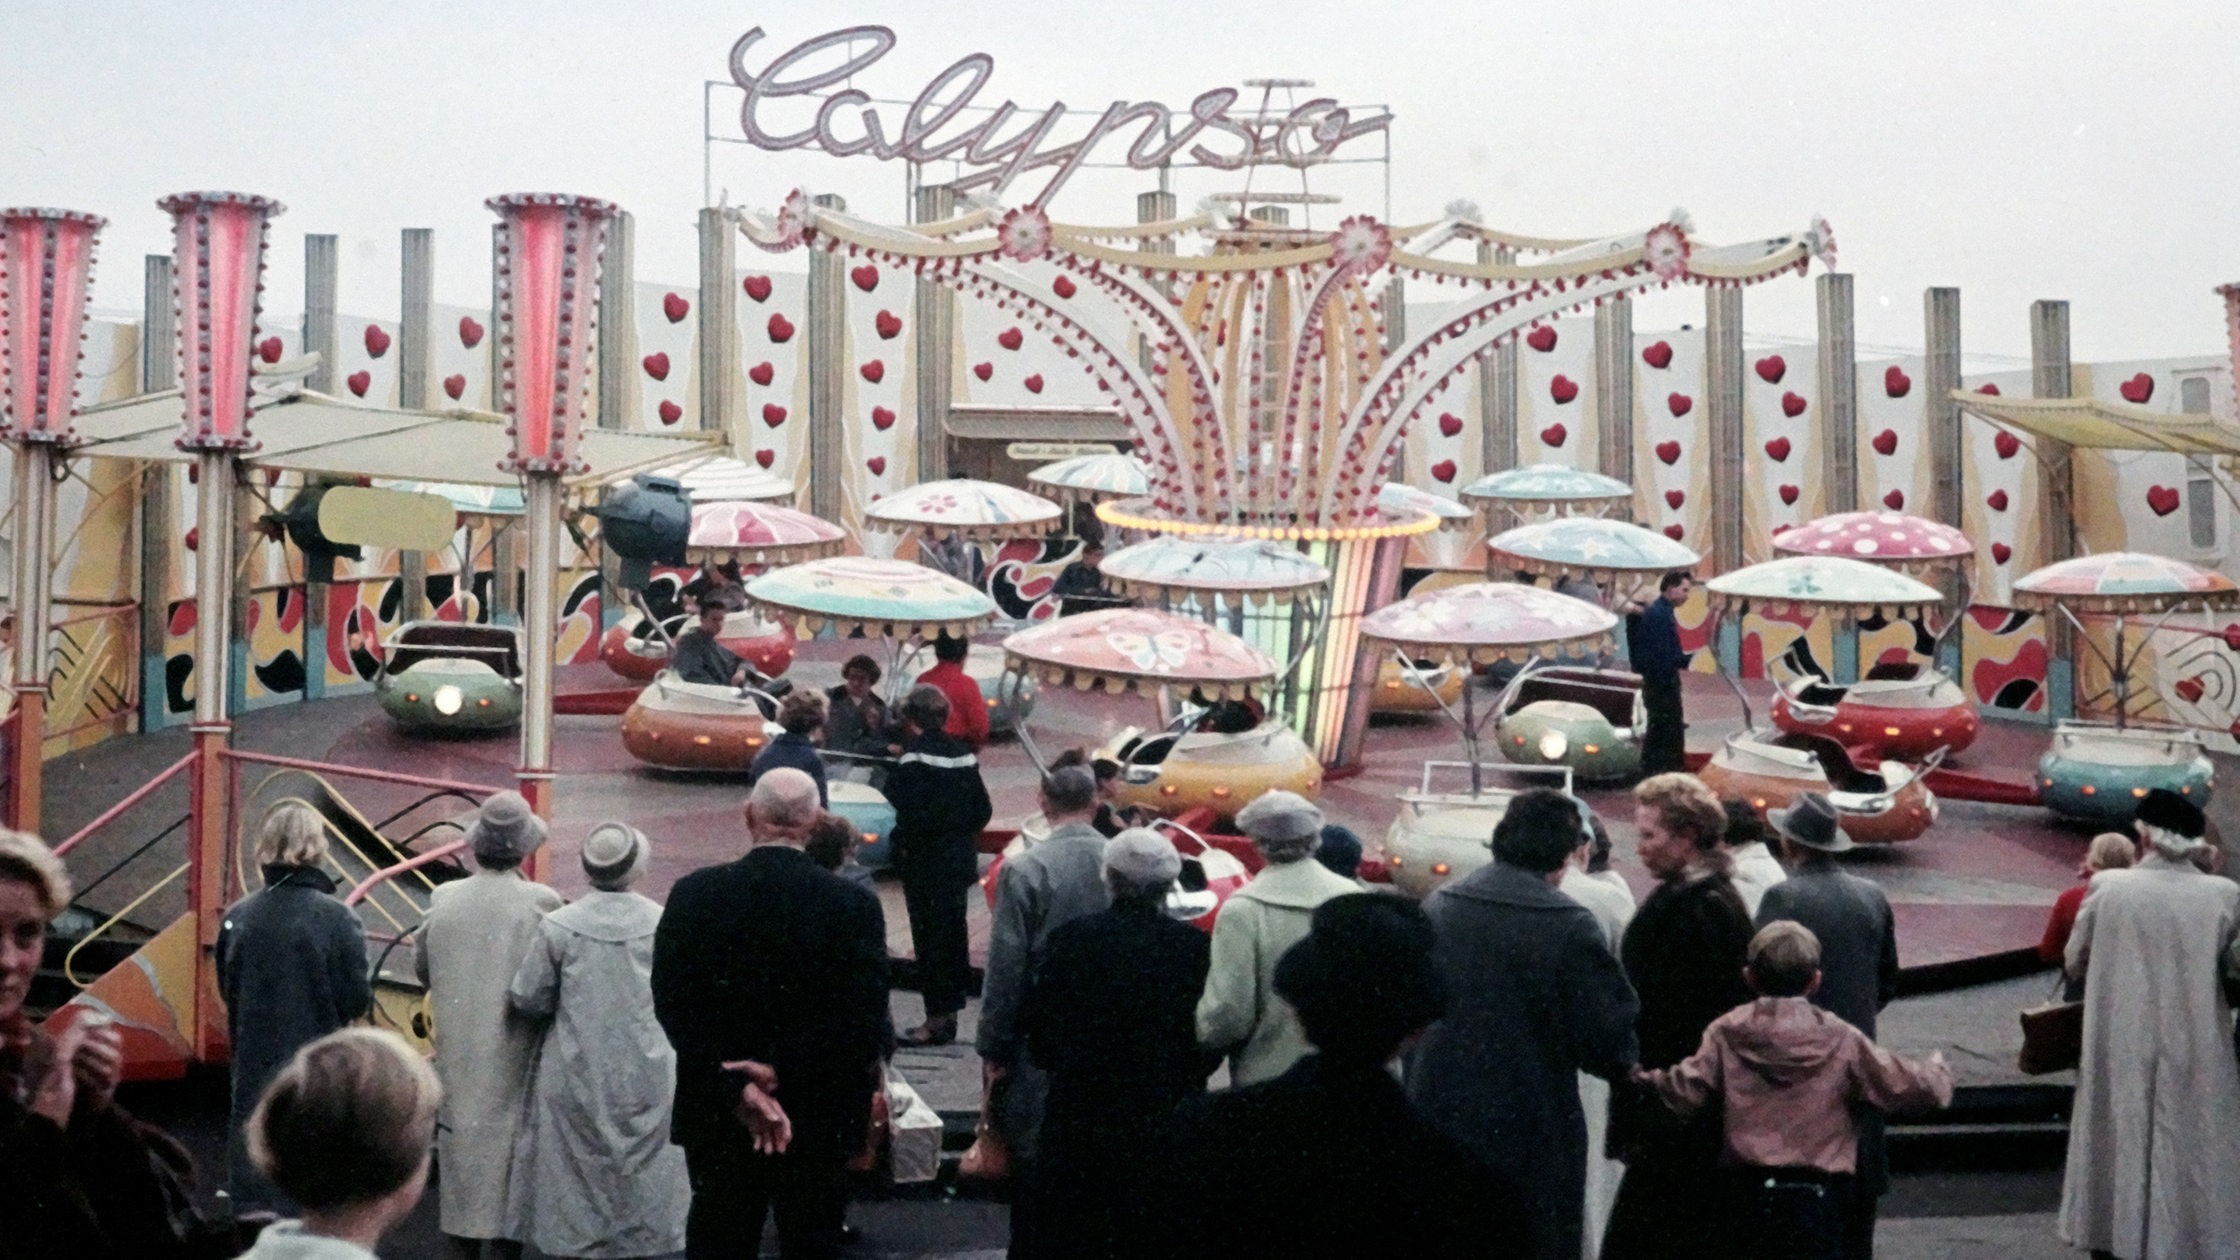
[1196,792,1359,1085]
[2059,789,2240,1260]
[508,824,689,1260]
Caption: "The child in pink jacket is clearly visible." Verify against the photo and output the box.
[1635,920,1952,1260]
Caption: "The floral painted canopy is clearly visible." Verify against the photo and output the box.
[864,478,1062,540]
[2012,552,2240,616]
[1360,581,1619,665]
[685,501,847,566]
[1379,483,1476,532]
[1101,536,1332,607]
[1772,511,1972,572]
[656,455,797,504]
[1027,452,1151,501]
[745,556,997,639]
[1459,464,1633,512]
[1488,517,1700,581]
[1002,607,1278,698]
[1705,556,1943,620]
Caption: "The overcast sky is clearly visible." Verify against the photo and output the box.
[7,1,2236,364]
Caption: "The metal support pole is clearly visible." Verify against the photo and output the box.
[139,256,176,733]
[805,194,848,524]
[1594,293,1635,513]
[599,210,639,434]
[693,208,733,438]
[1704,287,1746,574]
[397,230,434,620]
[1816,274,1858,514]
[1923,287,1964,678]
[301,236,338,697]
[9,445,55,832]
[187,449,235,1061]
[1479,241,1519,476]
[2033,299,2077,720]
[517,473,560,826]
[914,185,958,484]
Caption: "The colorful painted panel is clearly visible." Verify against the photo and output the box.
[1962,605,2049,714]
[240,586,309,708]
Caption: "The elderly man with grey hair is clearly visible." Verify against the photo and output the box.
[1196,790,1359,1085]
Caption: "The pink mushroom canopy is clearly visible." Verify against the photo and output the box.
[1772,510,1972,571]
[1000,607,1279,698]
[2012,551,2240,616]
[685,501,847,564]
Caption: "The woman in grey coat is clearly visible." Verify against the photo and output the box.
[507,824,690,1260]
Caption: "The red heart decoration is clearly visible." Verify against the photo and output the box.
[1024,374,1045,394]
[2120,372,2155,404]
[1986,489,2009,512]
[658,400,683,425]
[1764,436,1792,463]
[1438,413,1464,438]
[184,526,198,552]
[459,315,485,348]
[1883,489,1906,510]
[762,403,788,428]
[1655,440,1683,465]
[1641,341,1673,369]
[1975,383,2001,396]
[1667,393,1693,418]
[866,456,887,475]
[1884,365,1911,398]
[860,360,885,384]
[188,463,198,484]
[642,352,670,382]
[364,325,392,358]
[1526,326,1558,352]
[1780,391,1807,418]
[1663,524,1685,541]
[973,362,994,382]
[1994,431,2021,460]
[258,336,283,364]
[2147,485,2182,516]
[1779,484,1800,506]
[346,370,371,397]
[1664,489,1686,510]
[767,313,795,343]
[1991,542,2012,565]
[1872,429,1899,457]
[998,327,1024,351]
[1754,354,1785,384]
[850,265,880,293]
[749,361,775,387]
[875,311,903,340]
[871,406,897,431]
[1430,459,1458,483]
[743,275,773,303]
[1539,423,1568,447]
[663,292,690,323]
[754,449,776,469]
[2224,623,2240,653]
[442,374,465,401]
[2176,675,2206,705]
[1053,275,1078,298]
[1549,375,1579,405]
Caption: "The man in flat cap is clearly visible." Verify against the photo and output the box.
[416,790,563,1260]
[1196,790,1358,1085]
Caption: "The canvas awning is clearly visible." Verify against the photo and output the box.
[71,389,717,488]
[944,403,1130,442]
[1953,391,2240,458]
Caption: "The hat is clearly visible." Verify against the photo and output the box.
[1274,894,1446,1062]
[2135,787,2206,840]
[1103,827,1182,888]
[581,823,649,890]
[1315,824,1364,880]
[1766,792,1852,854]
[1235,790,1324,843]
[466,791,548,866]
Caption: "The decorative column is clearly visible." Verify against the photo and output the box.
[912,185,957,483]
[1477,240,1518,475]
[1593,292,1635,510]
[692,208,731,438]
[488,192,618,828]
[0,208,106,833]
[395,230,434,622]
[1705,284,1746,672]
[1817,274,1860,681]
[1923,287,1964,677]
[805,193,847,523]
[2032,299,2077,720]
[161,190,281,1061]
[138,254,175,732]
[300,236,338,699]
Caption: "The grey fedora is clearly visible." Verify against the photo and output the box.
[1766,791,1853,854]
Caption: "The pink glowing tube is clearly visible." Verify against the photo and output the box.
[486,193,618,474]
[0,208,107,445]
[160,191,283,451]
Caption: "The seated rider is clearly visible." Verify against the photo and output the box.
[671,587,754,688]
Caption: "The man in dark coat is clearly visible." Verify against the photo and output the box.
[1163,894,1528,1260]
[1022,829,1213,1258]
[1602,772,1756,1260]
[1406,788,1640,1260]
[1757,791,1901,1260]
[886,684,994,1047]
[651,768,890,1259]
[1626,571,1693,775]
[671,586,751,687]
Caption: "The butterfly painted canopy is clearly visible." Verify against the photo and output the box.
[1000,607,1279,698]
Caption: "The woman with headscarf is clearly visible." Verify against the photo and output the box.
[507,823,690,1260]
[2059,789,2240,1260]
[217,800,372,1216]
[414,791,562,1260]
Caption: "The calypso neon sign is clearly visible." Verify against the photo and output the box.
[727,26,1391,207]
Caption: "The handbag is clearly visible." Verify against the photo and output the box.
[956,1115,1012,1185]
[2018,974,2084,1076]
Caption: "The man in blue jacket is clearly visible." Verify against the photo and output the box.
[1628,571,1693,775]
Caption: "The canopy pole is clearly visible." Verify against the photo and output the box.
[188,450,237,1061]
[8,443,56,833]
[517,472,560,861]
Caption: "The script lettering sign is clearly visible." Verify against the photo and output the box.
[727,26,1390,206]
